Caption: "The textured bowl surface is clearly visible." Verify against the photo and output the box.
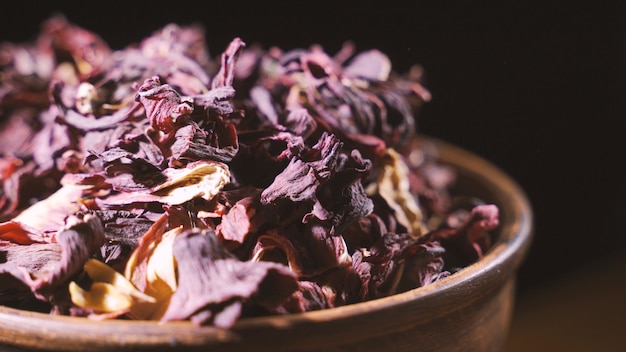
[0,136,533,352]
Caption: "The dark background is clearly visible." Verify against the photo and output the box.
[1,1,625,348]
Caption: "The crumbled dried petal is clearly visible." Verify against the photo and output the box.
[250,229,303,276]
[396,240,450,291]
[123,214,168,291]
[343,49,392,82]
[352,234,407,299]
[34,215,106,300]
[40,15,112,79]
[0,213,105,309]
[93,209,156,272]
[0,242,62,304]
[152,161,230,203]
[211,37,246,89]
[169,120,238,165]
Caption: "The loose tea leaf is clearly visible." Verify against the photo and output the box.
[0,15,499,327]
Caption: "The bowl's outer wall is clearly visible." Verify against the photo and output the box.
[0,136,533,352]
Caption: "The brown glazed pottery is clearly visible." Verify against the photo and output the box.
[0,136,533,352]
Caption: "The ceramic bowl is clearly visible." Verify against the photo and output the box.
[0,136,533,352]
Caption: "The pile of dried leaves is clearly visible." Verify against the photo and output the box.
[0,16,499,328]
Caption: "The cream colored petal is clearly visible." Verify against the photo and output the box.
[124,214,168,285]
[125,226,181,320]
[83,259,155,303]
[13,184,87,237]
[151,161,230,205]
[101,161,231,207]
[367,148,428,237]
[145,226,180,292]
[127,275,174,321]
[69,281,133,312]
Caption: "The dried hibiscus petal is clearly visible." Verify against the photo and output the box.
[260,132,342,222]
[40,15,112,79]
[94,209,156,272]
[0,213,105,310]
[0,242,61,304]
[396,240,450,292]
[90,147,166,192]
[430,204,499,269]
[250,229,302,276]
[0,181,90,244]
[216,191,262,248]
[134,76,193,134]
[169,119,238,165]
[161,228,298,327]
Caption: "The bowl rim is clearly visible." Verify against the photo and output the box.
[0,135,534,349]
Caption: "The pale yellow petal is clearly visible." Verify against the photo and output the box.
[125,226,181,320]
[367,148,428,237]
[146,227,180,291]
[151,161,230,205]
[69,281,132,312]
[124,214,168,284]
[127,282,173,320]
[84,259,155,303]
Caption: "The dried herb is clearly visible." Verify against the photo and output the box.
[0,15,499,327]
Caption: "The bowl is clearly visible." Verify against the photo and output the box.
[0,136,533,352]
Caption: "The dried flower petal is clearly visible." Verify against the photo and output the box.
[367,148,428,237]
[161,228,298,327]
[102,160,230,206]
[124,216,180,320]
[135,76,193,134]
[260,132,342,222]
[69,259,155,315]
[216,193,261,247]
[343,49,392,82]
[432,204,499,266]
[69,281,133,312]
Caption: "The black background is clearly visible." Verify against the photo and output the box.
[1,1,624,296]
